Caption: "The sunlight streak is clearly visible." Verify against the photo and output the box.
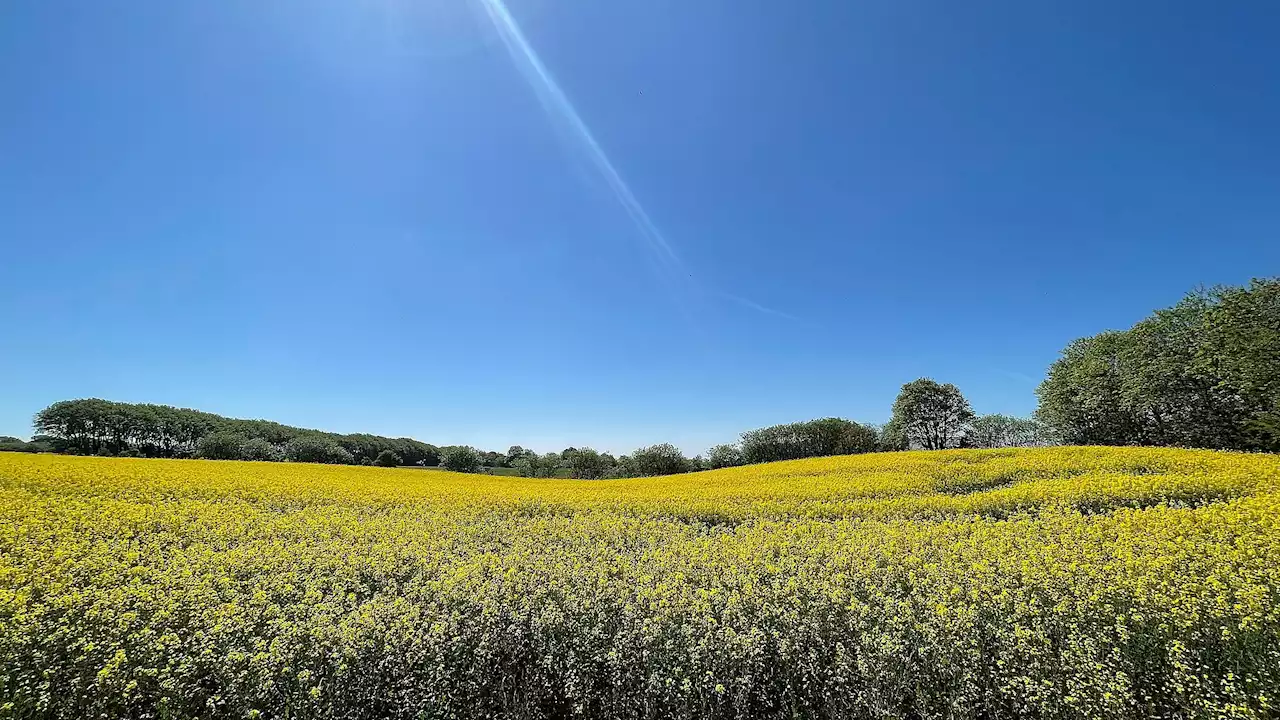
[473,0,796,322]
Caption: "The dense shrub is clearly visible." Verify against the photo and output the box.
[627,443,690,476]
[195,432,246,460]
[706,443,744,469]
[967,414,1057,449]
[374,450,403,468]
[740,418,878,464]
[440,446,481,473]
[285,437,354,465]
[241,437,283,462]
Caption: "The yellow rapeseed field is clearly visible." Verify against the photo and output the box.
[3,447,1279,719]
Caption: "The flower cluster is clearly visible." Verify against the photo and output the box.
[2,447,1278,719]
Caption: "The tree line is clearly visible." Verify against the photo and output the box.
[28,399,443,467]
[8,277,1275,473]
[13,391,1052,478]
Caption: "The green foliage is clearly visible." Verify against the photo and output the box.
[195,431,247,460]
[30,398,443,465]
[285,437,354,465]
[1036,332,1146,445]
[440,445,482,473]
[374,450,403,468]
[565,447,609,479]
[968,414,1057,449]
[628,443,690,477]
[0,436,47,453]
[888,379,975,450]
[706,443,743,469]
[875,422,908,451]
[512,455,540,478]
[740,418,878,464]
[241,437,284,462]
[506,445,530,466]
[1038,278,1280,451]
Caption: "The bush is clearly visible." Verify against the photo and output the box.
[740,418,878,464]
[513,453,560,478]
[967,415,1057,449]
[706,443,744,469]
[285,437,355,465]
[565,448,609,479]
[628,443,690,477]
[374,450,403,468]
[440,446,481,473]
[241,437,283,462]
[0,437,42,454]
[196,432,248,460]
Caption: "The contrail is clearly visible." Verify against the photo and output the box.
[473,0,796,321]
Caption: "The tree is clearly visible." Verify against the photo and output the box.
[872,423,906,451]
[740,418,878,464]
[628,443,690,477]
[195,432,247,460]
[1196,279,1280,451]
[706,443,744,469]
[887,379,974,450]
[241,437,283,462]
[538,452,562,477]
[1037,278,1280,451]
[565,447,609,479]
[968,415,1056,449]
[1036,332,1146,446]
[440,446,481,473]
[506,446,530,466]
[0,436,42,453]
[513,452,565,478]
[374,450,403,468]
[285,437,354,465]
[30,398,441,463]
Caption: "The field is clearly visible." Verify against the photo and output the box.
[3,448,1279,719]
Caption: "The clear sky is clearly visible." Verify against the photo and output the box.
[2,0,1277,454]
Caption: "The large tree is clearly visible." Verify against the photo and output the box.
[886,379,974,450]
[1037,278,1280,451]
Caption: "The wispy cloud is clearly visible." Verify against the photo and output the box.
[473,0,795,322]
[716,291,800,321]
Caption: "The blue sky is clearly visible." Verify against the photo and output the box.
[2,0,1277,454]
